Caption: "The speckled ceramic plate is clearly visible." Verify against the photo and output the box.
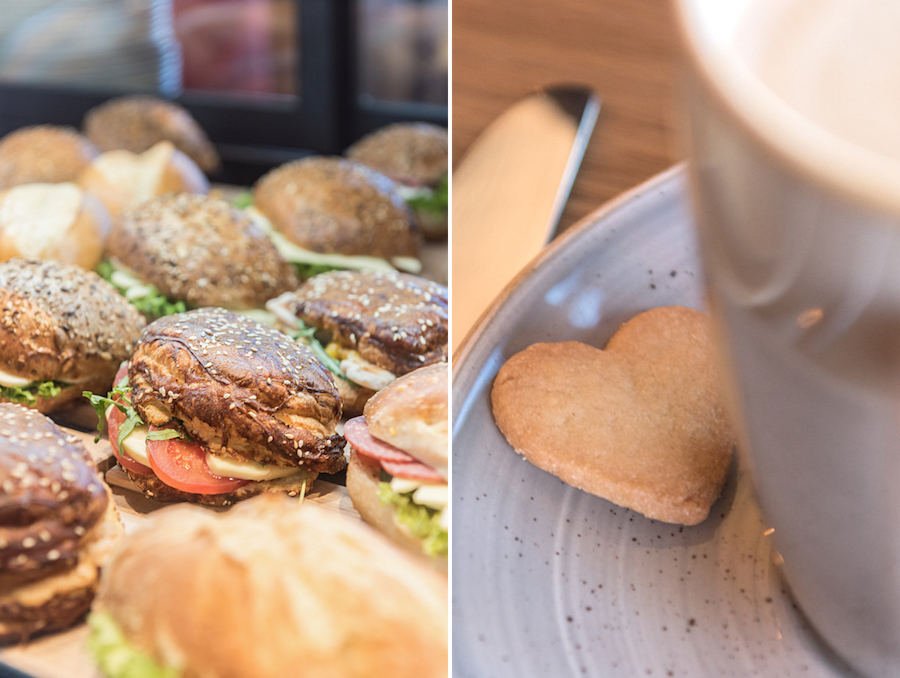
[451,165,856,678]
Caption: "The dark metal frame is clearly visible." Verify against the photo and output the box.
[0,0,447,185]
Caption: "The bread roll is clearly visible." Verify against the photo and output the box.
[91,495,448,678]
[0,183,111,270]
[78,141,209,217]
[84,96,220,174]
[0,125,98,190]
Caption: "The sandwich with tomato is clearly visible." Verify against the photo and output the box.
[85,307,346,506]
[344,362,448,570]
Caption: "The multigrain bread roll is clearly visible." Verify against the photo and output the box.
[0,183,111,270]
[253,156,422,262]
[106,193,298,312]
[0,125,99,190]
[346,123,448,239]
[88,496,448,678]
[78,141,209,217]
[0,259,145,412]
[0,404,123,643]
[83,96,220,174]
[267,270,448,415]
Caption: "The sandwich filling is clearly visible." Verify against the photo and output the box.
[242,202,422,277]
[397,173,448,220]
[85,369,307,496]
[89,612,179,678]
[344,416,448,557]
[0,373,68,406]
[97,259,186,320]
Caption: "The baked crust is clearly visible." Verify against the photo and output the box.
[83,96,220,174]
[364,363,448,476]
[94,495,448,678]
[345,451,447,573]
[0,260,145,409]
[346,123,448,187]
[491,307,736,526]
[129,308,346,473]
[0,126,98,190]
[271,270,448,376]
[123,466,317,507]
[108,193,298,309]
[253,156,422,259]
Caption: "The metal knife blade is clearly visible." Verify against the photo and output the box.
[451,85,600,352]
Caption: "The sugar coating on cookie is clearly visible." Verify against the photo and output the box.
[490,306,735,526]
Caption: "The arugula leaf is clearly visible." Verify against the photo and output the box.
[232,191,254,209]
[289,322,359,387]
[83,380,145,453]
[1,380,68,406]
[406,174,448,217]
[377,481,448,557]
[292,262,344,280]
[145,428,181,442]
[96,259,188,320]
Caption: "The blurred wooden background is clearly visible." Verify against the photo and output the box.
[452,0,684,233]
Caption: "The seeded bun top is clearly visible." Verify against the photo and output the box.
[129,308,346,473]
[253,157,422,259]
[83,96,220,174]
[0,126,99,190]
[269,270,448,376]
[108,193,298,310]
[0,259,145,399]
[346,123,448,187]
[365,363,448,475]
[0,404,108,580]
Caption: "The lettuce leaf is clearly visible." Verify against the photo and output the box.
[406,174,448,217]
[0,380,67,406]
[232,191,254,209]
[88,612,180,678]
[97,259,187,320]
[377,482,448,557]
[292,262,344,281]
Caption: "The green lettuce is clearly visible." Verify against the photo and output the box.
[232,191,254,209]
[377,482,448,557]
[0,380,67,406]
[292,262,344,281]
[406,174,448,217]
[97,260,187,320]
[88,612,179,678]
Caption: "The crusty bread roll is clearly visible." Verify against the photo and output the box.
[78,141,209,217]
[0,259,146,413]
[84,96,220,174]
[92,495,448,678]
[365,362,448,477]
[0,182,111,270]
[346,450,446,572]
[0,125,99,190]
[0,404,123,643]
[346,122,448,188]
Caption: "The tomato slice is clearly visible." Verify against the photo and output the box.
[146,426,250,495]
[105,403,153,475]
[113,362,129,389]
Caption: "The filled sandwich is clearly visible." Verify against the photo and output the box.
[248,156,423,279]
[0,259,145,413]
[344,363,448,569]
[267,269,448,414]
[346,122,448,239]
[0,125,99,190]
[99,192,298,319]
[0,403,123,642]
[88,495,448,678]
[86,307,346,506]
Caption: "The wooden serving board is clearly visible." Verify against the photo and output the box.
[0,427,359,678]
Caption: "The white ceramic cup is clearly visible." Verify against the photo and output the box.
[674,2,900,677]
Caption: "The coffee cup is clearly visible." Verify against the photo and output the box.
[673,1,900,676]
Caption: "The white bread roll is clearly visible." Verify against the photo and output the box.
[92,495,448,678]
[365,362,448,476]
[78,141,209,217]
[0,182,111,270]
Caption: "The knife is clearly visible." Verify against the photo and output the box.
[451,85,600,353]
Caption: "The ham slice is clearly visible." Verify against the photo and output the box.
[344,416,444,482]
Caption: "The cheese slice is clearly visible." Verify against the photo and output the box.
[120,424,152,467]
[205,452,303,482]
[389,476,449,511]
[0,369,35,388]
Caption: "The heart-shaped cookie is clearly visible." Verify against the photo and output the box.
[491,306,735,525]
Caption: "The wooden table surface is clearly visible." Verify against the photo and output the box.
[452,0,684,234]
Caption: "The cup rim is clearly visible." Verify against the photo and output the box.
[672,0,900,214]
